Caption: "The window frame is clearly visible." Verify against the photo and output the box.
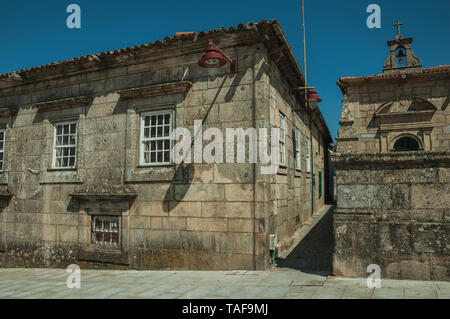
[318,135,321,154]
[0,128,5,172]
[306,137,311,173]
[318,171,322,199]
[295,128,301,171]
[52,120,78,169]
[139,109,173,167]
[91,215,121,248]
[278,112,286,166]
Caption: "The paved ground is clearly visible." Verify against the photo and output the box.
[0,267,448,299]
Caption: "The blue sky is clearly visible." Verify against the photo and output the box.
[0,0,448,139]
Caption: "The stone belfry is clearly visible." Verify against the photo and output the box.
[382,20,422,74]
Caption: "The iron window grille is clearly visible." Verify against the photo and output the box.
[53,121,77,168]
[140,110,173,166]
[92,216,120,246]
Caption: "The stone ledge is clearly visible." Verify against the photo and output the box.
[70,185,137,202]
[332,150,450,168]
[35,96,92,112]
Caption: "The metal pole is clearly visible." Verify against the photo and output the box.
[302,0,307,95]
[301,0,314,215]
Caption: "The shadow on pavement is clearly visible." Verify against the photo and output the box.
[276,208,334,276]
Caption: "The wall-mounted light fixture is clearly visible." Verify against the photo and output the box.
[307,89,323,103]
[198,42,237,73]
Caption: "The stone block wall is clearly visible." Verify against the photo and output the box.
[332,151,449,281]
[265,58,327,253]
[0,29,330,270]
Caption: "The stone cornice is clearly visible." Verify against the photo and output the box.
[70,184,137,202]
[35,96,92,112]
[331,150,450,168]
[337,66,450,90]
[376,109,435,119]
[70,192,137,202]
[379,121,433,132]
[118,81,192,100]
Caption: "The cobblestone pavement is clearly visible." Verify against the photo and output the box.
[0,267,448,299]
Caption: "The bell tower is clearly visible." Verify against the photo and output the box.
[383,20,422,74]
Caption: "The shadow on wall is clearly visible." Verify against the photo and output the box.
[162,60,261,209]
[276,208,334,276]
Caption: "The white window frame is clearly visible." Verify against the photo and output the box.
[0,129,5,172]
[278,112,286,166]
[306,137,311,173]
[139,109,173,166]
[52,120,77,169]
[295,128,301,171]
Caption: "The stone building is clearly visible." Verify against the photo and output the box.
[0,20,332,270]
[333,24,449,280]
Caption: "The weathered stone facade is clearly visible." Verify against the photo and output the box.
[333,28,449,280]
[0,20,331,270]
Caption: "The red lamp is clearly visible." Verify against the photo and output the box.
[307,89,323,103]
[198,42,237,73]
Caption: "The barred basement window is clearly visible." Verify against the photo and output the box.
[53,121,77,168]
[92,216,120,246]
[140,110,172,166]
[278,112,286,166]
[0,129,5,171]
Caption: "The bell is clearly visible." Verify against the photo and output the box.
[396,49,406,57]
[396,49,406,65]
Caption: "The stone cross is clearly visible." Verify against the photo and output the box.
[394,20,403,36]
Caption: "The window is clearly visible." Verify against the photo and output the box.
[306,137,311,173]
[318,135,321,154]
[295,128,301,170]
[318,171,322,199]
[393,137,419,152]
[278,112,286,166]
[140,110,172,166]
[92,216,120,247]
[53,121,77,168]
[0,129,5,171]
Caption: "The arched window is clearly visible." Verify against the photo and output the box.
[393,137,419,151]
[395,47,407,66]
